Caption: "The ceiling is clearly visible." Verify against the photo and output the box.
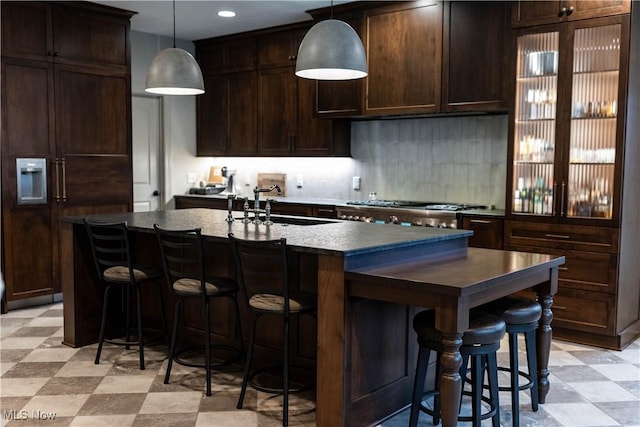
[92,1,353,41]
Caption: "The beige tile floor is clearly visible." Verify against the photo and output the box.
[1,302,639,426]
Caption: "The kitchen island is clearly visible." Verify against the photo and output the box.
[59,209,563,427]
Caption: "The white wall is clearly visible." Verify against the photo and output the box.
[130,31,508,209]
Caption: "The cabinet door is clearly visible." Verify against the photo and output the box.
[197,74,228,156]
[564,20,625,223]
[364,1,442,115]
[509,29,561,218]
[315,14,364,117]
[461,216,504,249]
[258,67,297,155]
[227,71,258,155]
[1,59,55,156]
[54,65,132,212]
[258,30,300,69]
[296,78,335,155]
[1,58,57,300]
[51,3,130,70]
[1,2,52,62]
[442,1,507,112]
[197,37,256,73]
[512,1,630,27]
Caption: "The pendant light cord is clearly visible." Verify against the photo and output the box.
[172,0,176,48]
[330,0,334,19]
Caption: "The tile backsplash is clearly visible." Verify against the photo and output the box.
[204,114,508,209]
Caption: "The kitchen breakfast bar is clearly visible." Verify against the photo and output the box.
[59,208,564,427]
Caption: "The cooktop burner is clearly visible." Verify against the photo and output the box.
[345,200,486,211]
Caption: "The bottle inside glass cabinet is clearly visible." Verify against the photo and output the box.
[512,32,558,215]
[568,24,620,219]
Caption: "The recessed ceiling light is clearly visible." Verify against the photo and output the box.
[218,10,236,18]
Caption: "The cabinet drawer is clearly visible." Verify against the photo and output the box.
[461,216,504,249]
[552,288,615,335]
[505,221,619,253]
[506,243,617,293]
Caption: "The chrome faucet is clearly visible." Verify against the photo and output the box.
[253,185,282,222]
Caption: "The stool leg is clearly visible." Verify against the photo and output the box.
[237,314,259,410]
[487,351,501,427]
[164,299,182,385]
[95,284,113,365]
[458,353,470,413]
[409,344,430,427]
[204,297,212,397]
[125,286,131,350]
[231,295,245,358]
[525,329,539,411]
[156,283,170,344]
[471,354,483,427]
[433,353,441,425]
[283,315,290,427]
[508,332,520,427]
[136,286,145,370]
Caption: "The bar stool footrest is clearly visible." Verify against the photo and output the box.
[174,344,242,369]
[248,365,315,395]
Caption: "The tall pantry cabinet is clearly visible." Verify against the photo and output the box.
[505,1,640,349]
[1,2,135,309]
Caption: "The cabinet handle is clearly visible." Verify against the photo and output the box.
[54,158,61,202]
[560,181,566,216]
[544,233,571,239]
[559,267,569,271]
[552,182,558,216]
[469,219,491,224]
[61,157,67,202]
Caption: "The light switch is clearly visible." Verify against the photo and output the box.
[352,176,361,190]
[296,174,304,188]
[187,172,197,184]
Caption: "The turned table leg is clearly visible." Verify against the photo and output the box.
[534,267,558,404]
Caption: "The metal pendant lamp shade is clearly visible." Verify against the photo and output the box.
[145,48,205,95]
[295,19,367,80]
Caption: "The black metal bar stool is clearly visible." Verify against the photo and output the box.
[481,296,542,427]
[228,234,316,427]
[409,309,506,427]
[154,225,244,397]
[84,219,168,370]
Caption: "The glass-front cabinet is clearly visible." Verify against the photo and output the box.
[510,17,627,225]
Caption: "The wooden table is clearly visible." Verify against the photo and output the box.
[317,247,564,427]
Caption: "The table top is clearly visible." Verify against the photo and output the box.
[346,247,565,298]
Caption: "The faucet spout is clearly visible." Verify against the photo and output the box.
[253,185,282,220]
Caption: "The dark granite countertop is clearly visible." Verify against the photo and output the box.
[175,194,506,218]
[61,208,472,257]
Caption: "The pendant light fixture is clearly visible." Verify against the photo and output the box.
[145,0,205,95]
[295,1,367,80]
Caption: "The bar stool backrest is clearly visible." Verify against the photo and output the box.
[83,219,134,283]
[228,234,290,314]
[153,225,208,297]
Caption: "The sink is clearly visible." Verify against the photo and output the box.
[233,215,334,226]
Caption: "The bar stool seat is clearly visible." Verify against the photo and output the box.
[481,296,541,427]
[409,309,506,427]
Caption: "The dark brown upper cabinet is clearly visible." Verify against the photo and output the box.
[2,2,131,71]
[511,0,631,28]
[364,1,443,115]
[442,1,508,112]
[314,1,508,118]
[196,37,258,156]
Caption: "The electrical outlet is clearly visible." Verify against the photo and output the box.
[352,176,361,190]
[187,172,197,184]
[296,174,304,188]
